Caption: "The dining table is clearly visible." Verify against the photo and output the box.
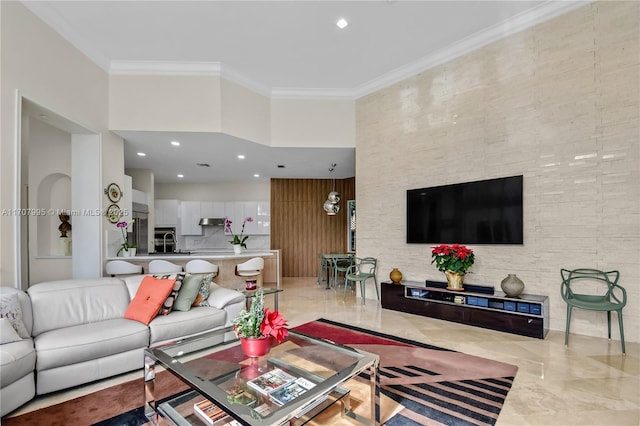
[321,253,353,289]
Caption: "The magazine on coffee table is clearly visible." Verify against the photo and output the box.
[270,377,316,406]
[246,368,296,395]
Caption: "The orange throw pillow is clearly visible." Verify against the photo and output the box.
[124,276,176,325]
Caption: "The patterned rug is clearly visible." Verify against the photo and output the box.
[2,318,517,425]
[295,319,518,426]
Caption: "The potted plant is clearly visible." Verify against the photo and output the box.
[231,289,288,357]
[225,216,253,254]
[115,220,135,256]
[431,244,475,291]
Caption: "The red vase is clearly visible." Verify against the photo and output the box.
[240,336,272,358]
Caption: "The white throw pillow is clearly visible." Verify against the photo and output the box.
[0,317,23,344]
[0,293,30,338]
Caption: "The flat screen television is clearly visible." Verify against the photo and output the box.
[406,175,523,245]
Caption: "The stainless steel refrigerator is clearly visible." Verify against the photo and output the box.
[131,202,149,255]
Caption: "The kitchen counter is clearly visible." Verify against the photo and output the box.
[106,250,276,261]
[105,250,280,289]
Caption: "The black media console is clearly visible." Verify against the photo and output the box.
[381,280,549,339]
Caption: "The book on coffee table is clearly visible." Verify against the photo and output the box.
[270,377,316,406]
[246,368,296,395]
[193,399,229,425]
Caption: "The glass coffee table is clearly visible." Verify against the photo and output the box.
[242,287,283,310]
[144,326,379,425]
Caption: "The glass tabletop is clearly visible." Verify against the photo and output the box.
[241,287,282,297]
[144,326,379,425]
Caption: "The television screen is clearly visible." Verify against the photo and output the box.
[406,175,523,245]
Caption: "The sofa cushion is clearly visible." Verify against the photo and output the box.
[173,274,203,311]
[124,276,176,325]
[125,276,175,323]
[0,318,23,344]
[28,278,130,337]
[0,293,30,338]
[0,338,36,386]
[34,318,149,371]
[148,307,226,345]
[192,273,215,307]
[153,273,185,315]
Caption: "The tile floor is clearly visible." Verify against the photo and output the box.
[8,277,640,425]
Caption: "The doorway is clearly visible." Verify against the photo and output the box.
[18,96,102,287]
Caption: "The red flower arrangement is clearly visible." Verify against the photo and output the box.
[261,308,289,344]
[231,289,289,344]
[431,244,475,275]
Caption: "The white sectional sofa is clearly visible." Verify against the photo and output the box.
[0,287,36,418]
[0,275,245,417]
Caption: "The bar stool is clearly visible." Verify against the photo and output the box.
[105,260,143,277]
[148,259,183,274]
[185,259,219,276]
[235,257,264,290]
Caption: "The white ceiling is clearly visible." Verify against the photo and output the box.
[22,0,588,183]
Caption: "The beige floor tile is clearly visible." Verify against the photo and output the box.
[7,277,640,426]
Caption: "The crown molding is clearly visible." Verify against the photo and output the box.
[109,61,272,97]
[270,88,357,100]
[21,0,112,71]
[23,0,593,101]
[352,0,593,99]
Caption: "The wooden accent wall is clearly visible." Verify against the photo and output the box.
[271,178,355,277]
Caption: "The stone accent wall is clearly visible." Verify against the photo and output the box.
[356,1,639,341]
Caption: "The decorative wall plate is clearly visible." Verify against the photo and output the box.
[106,204,122,223]
[105,183,122,202]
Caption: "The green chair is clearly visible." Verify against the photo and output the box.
[560,268,627,354]
[332,254,354,290]
[317,253,332,287]
[345,257,379,304]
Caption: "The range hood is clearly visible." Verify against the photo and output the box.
[198,218,225,226]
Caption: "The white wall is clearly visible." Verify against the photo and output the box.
[0,1,123,286]
[109,75,222,132]
[270,98,355,147]
[356,2,639,342]
[109,74,356,150]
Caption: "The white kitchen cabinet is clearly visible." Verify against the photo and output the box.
[201,201,225,218]
[155,199,178,226]
[179,201,203,235]
[224,201,270,235]
[246,201,270,235]
[223,202,244,235]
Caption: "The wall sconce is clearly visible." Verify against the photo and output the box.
[323,163,340,216]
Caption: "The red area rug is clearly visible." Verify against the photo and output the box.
[1,318,517,425]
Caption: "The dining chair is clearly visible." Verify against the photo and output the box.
[560,268,627,354]
[317,253,332,287]
[345,257,379,304]
[148,259,183,274]
[332,254,354,290]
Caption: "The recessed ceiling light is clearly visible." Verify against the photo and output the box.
[137,152,146,156]
[177,174,184,178]
[171,141,180,146]
[237,154,245,159]
[253,174,260,178]
[336,18,349,29]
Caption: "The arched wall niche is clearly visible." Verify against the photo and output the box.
[37,173,71,255]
